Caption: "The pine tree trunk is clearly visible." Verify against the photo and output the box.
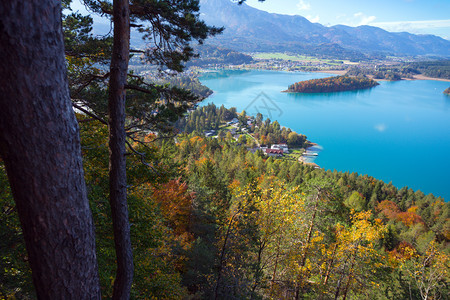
[319,243,338,300]
[295,191,321,300]
[251,240,266,299]
[108,0,133,298]
[0,0,100,298]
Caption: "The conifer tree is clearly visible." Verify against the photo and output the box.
[0,0,100,297]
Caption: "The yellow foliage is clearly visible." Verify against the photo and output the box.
[407,205,418,214]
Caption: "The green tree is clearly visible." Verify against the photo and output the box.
[345,191,366,211]
[67,0,222,296]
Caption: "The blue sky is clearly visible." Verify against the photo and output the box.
[245,0,450,39]
[71,0,450,40]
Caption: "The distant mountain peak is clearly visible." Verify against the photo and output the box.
[199,0,450,57]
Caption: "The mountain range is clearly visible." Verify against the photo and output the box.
[199,0,450,58]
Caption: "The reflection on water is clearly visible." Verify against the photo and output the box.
[200,70,450,200]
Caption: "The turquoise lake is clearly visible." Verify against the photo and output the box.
[199,69,450,201]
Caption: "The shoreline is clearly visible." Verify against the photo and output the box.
[313,69,450,82]
[201,67,450,83]
[411,74,450,82]
[312,70,347,76]
[298,143,321,168]
[298,156,320,168]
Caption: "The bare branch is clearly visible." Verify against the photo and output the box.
[125,140,159,175]
[73,72,110,96]
[124,84,156,94]
[72,102,108,126]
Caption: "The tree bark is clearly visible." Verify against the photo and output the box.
[295,191,321,300]
[250,240,266,299]
[108,0,133,298]
[0,0,100,298]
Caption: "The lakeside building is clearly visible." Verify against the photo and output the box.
[271,143,289,153]
[265,148,284,157]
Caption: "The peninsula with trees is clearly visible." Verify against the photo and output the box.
[285,75,379,93]
[1,0,449,299]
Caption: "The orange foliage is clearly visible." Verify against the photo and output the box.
[396,211,424,227]
[407,205,418,214]
[377,201,423,226]
[431,200,444,220]
[195,156,214,167]
[377,200,400,220]
[228,179,241,191]
[389,241,416,261]
[143,133,157,143]
[189,136,204,144]
[153,178,194,238]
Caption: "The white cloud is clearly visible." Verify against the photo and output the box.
[354,12,377,26]
[374,123,388,132]
[369,19,450,39]
[297,0,311,11]
[306,15,320,23]
[371,19,450,31]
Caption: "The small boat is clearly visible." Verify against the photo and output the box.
[303,152,318,156]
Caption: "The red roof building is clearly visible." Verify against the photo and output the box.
[265,148,283,157]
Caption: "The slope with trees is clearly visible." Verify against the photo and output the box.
[175,104,308,148]
[1,103,449,298]
[0,0,222,297]
[407,60,450,80]
[186,44,254,67]
[1,0,449,299]
[66,0,221,297]
[346,61,450,81]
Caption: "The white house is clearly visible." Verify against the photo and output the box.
[227,118,239,125]
[271,143,289,153]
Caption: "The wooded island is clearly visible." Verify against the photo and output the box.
[285,75,379,93]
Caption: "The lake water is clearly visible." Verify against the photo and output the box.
[199,69,450,200]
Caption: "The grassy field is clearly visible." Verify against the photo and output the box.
[252,52,357,66]
[285,148,304,161]
[252,52,322,62]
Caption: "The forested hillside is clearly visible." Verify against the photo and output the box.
[2,104,448,299]
[407,60,450,80]
[176,104,308,148]
[1,0,449,299]
[186,45,254,67]
[344,60,450,81]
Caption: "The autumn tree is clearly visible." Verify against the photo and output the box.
[329,211,386,300]
[78,119,189,298]
[66,0,222,297]
[400,242,449,300]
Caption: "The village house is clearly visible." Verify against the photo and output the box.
[227,118,239,125]
[204,130,216,137]
[271,143,289,153]
[265,148,283,157]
